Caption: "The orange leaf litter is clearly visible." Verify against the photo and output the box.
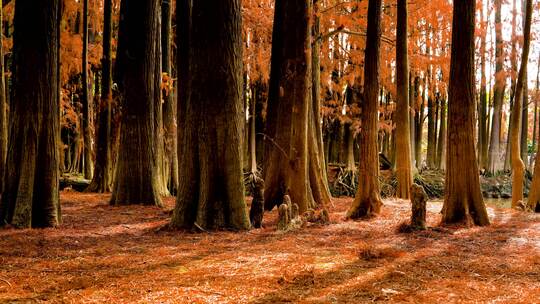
[0,192,538,303]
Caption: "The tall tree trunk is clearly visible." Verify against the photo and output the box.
[264,0,329,213]
[442,0,489,226]
[531,55,540,169]
[86,0,113,193]
[0,0,61,228]
[171,0,250,230]
[310,0,331,205]
[510,0,532,208]
[110,0,162,206]
[409,73,416,167]
[81,0,93,179]
[487,0,505,174]
[436,93,446,170]
[529,52,540,211]
[520,0,529,166]
[161,0,178,194]
[414,76,423,169]
[478,3,488,170]
[395,0,412,199]
[347,0,382,219]
[0,2,7,194]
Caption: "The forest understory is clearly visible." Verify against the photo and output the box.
[0,192,538,303]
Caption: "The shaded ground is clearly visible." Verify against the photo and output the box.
[0,192,539,303]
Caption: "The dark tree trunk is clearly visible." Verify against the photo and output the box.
[347,0,382,219]
[394,0,412,199]
[0,0,61,228]
[171,0,250,230]
[161,0,178,195]
[81,0,93,179]
[0,2,7,194]
[442,0,489,226]
[487,0,505,174]
[413,76,423,169]
[520,0,529,166]
[86,0,113,193]
[110,0,162,206]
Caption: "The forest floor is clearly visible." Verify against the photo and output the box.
[0,193,539,303]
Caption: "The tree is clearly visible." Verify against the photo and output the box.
[161,0,178,194]
[0,0,61,228]
[263,0,330,213]
[478,2,488,170]
[171,0,250,230]
[110,0,162,206]
[86,0,113,193]
[347,0,383,218]
[510,0,532,208]
[394,0,412,199]
[442,0,489,226]
[0,2,7,194]
[487,0,505,174]
[81,0,93,180]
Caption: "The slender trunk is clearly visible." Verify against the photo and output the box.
[395,0,412,199]
[414,76,423,169]
[81,0,93,179]
[478,3,488,170]
[0,0,61,228]
[347,0,382,219]
[511,0,532,208]
[520,0,529,166]
[437,93,446,170]
[171,0,250,230]
[87,0,113,193]
[0,2,7,194]
[111,0,163,206]
[487,0,505,174]
[161,0,178,194]
[442,0,489,226]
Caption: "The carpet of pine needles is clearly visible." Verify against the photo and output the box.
[0,192,539,303]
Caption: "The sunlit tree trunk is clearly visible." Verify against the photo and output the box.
[510,0,532,208]
[110,0,162,206]
[347,0,382,218]
[171,0,250,230]
[81,0,93,179]
[394,0,412,199]
[529,52,540,212]
[264,0,329,213]
[0,0,61,228]
[436,93,446,170]
[487,0,505,174]
[87,0,113,193]
[442,0,489,226]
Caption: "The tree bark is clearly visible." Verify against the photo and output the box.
[436,93,446,170]
[264,0,329,213]
[86,0,113,193]
[510,0,532,208]
[487,0,505,174]
[0,0,61,228]
[478,3,488,170]
[442,0,489,226]
[110,0,162,206]
[394,0,412,199]
[171,0,250,230]
[347,0,382,219]
[0,2,7,194]
[81,0,93,179]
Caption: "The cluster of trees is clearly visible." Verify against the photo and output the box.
[0,0,537,229]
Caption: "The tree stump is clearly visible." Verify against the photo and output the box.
[249,177,265,228]
[410,183,427,230]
